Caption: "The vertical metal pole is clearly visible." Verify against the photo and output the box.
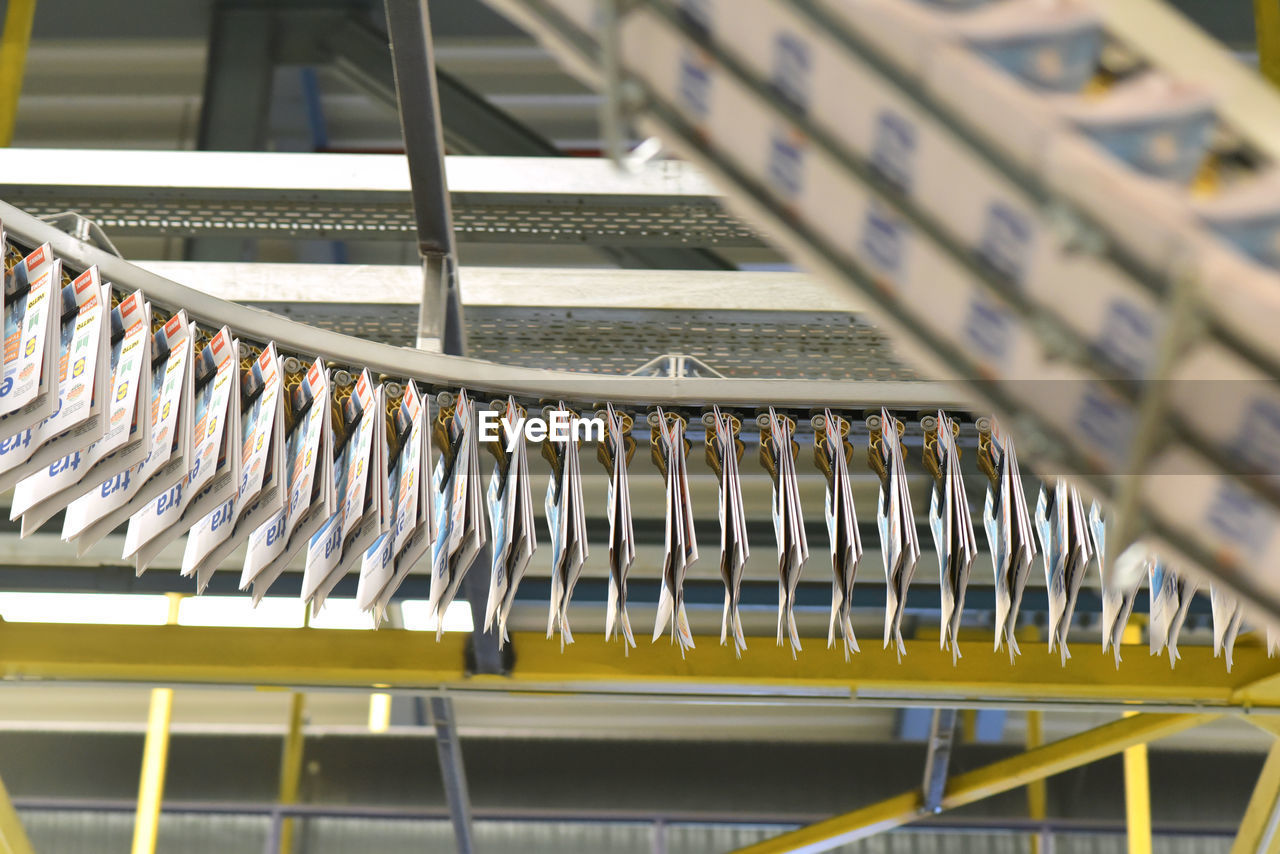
[1122,624,1153,854]
[386,0,466,356]
[428,695,474,854]
[131,593,182,854]
[276,693,307,854]
[1026,710,1048,854]
[1257,0,1280,87]
[0,0,35,147]
[921,708,959,813]
[0,771,34,854]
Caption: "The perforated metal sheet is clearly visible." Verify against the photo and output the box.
[250,302,917,380]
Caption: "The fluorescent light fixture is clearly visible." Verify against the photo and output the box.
[178,596,304,629]
[0,592,171,625]
[368,693,392,734]
[400,600,474,633]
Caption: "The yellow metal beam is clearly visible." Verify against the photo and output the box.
[1122,625,1153,854]
[1232,739,1280,854]
[1258,0,1280,88]
[731,713,1216,854]
[0,622,1277,708]
[0,0,34,147]
[0,770,33,854]
[277,693,306,854]
[131,594,181,854]
[1026,710,1046,854]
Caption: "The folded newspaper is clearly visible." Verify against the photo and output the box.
[1092,505,1145,668]
[357,381,432,625]
[1210,585,1244,673]
[815,409,860,660]
[483,397,536,644]
[543,403,588,648]
[926,411,977,665]
[12,289,152,535]
[183,343,286,592]
[63,310,195,555]
[373,381,434,620]
[303,369,386,614]
[124,327,241,575]
[871,408,919,660]
[762,407,807,657]
[1149,561,1195,667]
[978,419,1036,662]
[0,243,61,436]
[651,407,697,655]
[600,403,634,648]
[707,406,747,656]
[0,265,111,494]
[1036,480,1094,665]
[241,358,333,603]
[427,388,486,638]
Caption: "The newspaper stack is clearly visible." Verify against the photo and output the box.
[872,408,919,661]
[1210,585,1244,673]
[303,370,387,615]
[706,406,747,657]
[651,408,697,656]
[358,381,433,626]
[483,397,536,645]
[815,409,860,660]
[0,265,111,493]
[63,311,195,555]
[979,420,1037,662]
[427,389,486,638]
[183,343,286,592]
[543,403,588,648]
[1036,480,1094,665]
[601,403,636,649]
[1149,562,1196,667]
[241,359,334,603]
[0,243,61,436]
[12,289,152,536]
[926,411,977,665]
[762,407,807,657]
[124,327,241,575]
[1092,505,1145,668]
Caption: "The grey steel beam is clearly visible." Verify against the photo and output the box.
[921,708,959,814]
[427,696,475,854]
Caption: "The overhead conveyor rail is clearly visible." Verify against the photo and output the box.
[479,0,1280,638]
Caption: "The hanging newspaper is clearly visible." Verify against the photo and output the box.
[1149,562,1196,666]
[63,311,195,555]
[707,406,747,656]
[762,407,807,657]
[241,359,333,603]
[926,411,977,665]
[815,409,860,660]
[358,381,432,625]
[1210,585,1244,673]
[978,419,1036,662]
[427,389,486,637]
[0,266,111,493]
[182,344,286,592]
[123,328,240,574]
[543,402,589,648]
[372,381,433,620]
[0,243,61,436]
[871,408,919,660]
[1092,504,1145,668]
[482,396,537,644]
[303,370,387,614]
[652,408,697,656]
[1036,480,1094,665]
[12,290,151,535]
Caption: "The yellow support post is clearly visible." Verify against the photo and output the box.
[0,0,34,147]
[1122,625,1153,854]
[130,594,181,854]
[1232,740,1280,854]
[1026,711,1046,854]
[276,693,306,854]
[1258,0,1280,88]
[730,713,1215,854]
[0,771,34,854]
